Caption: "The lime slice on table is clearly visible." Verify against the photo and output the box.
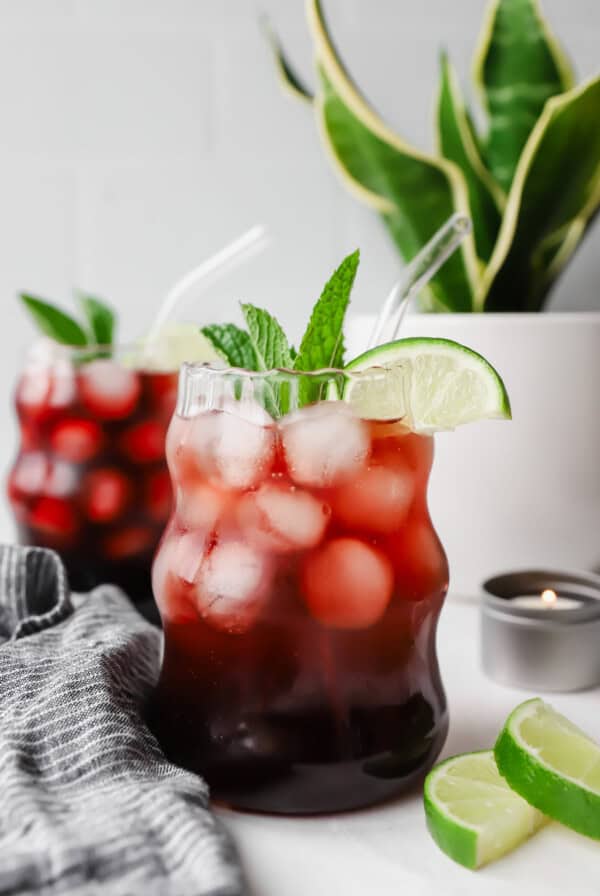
[343,338,511,432]
[424,750,548,869]
[495,698,600,840]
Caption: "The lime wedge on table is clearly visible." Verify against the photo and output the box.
[424,750,547,869]
[495,698,600,839]
[343,338,511,432]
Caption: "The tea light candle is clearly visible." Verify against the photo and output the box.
[481,570,600,692]
[510,589,582,611]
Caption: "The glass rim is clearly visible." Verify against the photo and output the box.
[180,361,397,382]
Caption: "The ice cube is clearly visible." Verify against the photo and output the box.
[184,407,276,490]
[196,541,270,634]
[152,530,203,621]
[50,418,104,463]
[83,468,131,523]
[46,461,78,498]
[11,452,47,495]
[301,537,393,629]
[238,483,329,553]
[17,352,76,414]
[176,481,226,532]
[79,360,141,420]
[120,420,166,464]
[281,401,369,488]
[153,530,205,593]
[332,464,414,534]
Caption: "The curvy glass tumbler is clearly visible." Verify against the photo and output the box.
[7,343,177,610]
[150,364,449,814]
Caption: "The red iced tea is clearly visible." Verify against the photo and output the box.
[7,345,177,610]
[150,368,449,813]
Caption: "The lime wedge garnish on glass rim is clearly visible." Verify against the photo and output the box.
[495,698,600,840]
[343,337,511,432]
[424,750,548,869]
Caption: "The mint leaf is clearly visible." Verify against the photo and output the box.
[241,304,293,370]
[240,304,294,417]
[202,323,258,369]
[294,249,359,373]
[19,293,88,346]
[76,291,115,346]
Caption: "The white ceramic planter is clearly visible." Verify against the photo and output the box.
[346,312,600,596]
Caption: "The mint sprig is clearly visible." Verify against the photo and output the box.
[241,304,293,370]
[19,294,88,347]
[294,248,359,373]
[19,291,116,351]
[201,322,258,369]
[200,249,360,416]
[76,292,115,346]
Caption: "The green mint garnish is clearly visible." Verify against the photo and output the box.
[19,290,117,353]
[294,249,359,373]
[19,294,89,347]
[200,248,361,416]
[241,303,293,371]
[76,292,115,347]
[201,323,258,370]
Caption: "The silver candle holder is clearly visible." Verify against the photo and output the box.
[481,569,600,692]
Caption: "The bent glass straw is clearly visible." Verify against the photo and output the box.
[368,213,472,350]
[143,225,270,360]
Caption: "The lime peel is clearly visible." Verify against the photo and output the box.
[343,337,511,432]
[424,749,547,869]
[495,698,600,840]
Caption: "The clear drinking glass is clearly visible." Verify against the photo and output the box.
[150,362,449,813]
[7,342,177,611]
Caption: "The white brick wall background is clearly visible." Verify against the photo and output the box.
[0,0,598,534]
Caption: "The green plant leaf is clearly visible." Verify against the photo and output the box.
[436,51,503,263]
[481,74,600,311]
[19,294,88,346]
[307,0,480,312]
[472,0,575,193]
[241,304,293,370]
[263,18,314,103]
[76,291,115,346]
[201,323,258,370]
[295,249,359,373]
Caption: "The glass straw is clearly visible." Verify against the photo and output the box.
[368,213,472,349]
[143,225,270,361]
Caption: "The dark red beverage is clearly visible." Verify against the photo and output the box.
[150,366,449,814]
[7,346,177,610]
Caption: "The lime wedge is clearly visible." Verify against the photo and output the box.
[133,322,220,371]
[495,698,600,839]
[424,750,547,869]
[343,337,511,432]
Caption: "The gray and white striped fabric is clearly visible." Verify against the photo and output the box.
[0,544,244,896]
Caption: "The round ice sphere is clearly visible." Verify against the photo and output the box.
[301,537,393,629]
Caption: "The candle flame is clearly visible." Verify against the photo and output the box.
[541,589,558,607]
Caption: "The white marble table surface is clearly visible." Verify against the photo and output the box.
[217,594,600,895]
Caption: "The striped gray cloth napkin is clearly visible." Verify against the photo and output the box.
[0,544,244,896]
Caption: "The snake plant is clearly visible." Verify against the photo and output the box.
[268,0,600,312]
